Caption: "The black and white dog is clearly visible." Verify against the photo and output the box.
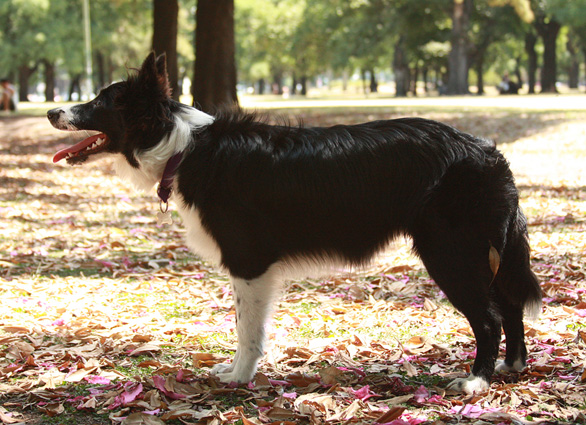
[48,53,541,394]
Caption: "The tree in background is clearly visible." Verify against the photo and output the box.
[393,0,449,96]
[235,0,304,95]
[152,0,179,101]
[2,0,585,103]
[447,0,473,94]
[325,0,393,94]
[530,0,560,93]
[547,0,586,92]
[192,0,238,112]
[0,0,151,102]
[0,0,49,101]
[468,4,527,95]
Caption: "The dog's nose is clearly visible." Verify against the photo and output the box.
[47,108,62,123]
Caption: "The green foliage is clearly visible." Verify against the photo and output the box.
[236,0,307,84]
[0,0,583,99]
[0,0,152,88]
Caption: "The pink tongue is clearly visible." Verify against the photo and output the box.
[53,133,107,163]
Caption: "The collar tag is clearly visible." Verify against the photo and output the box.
[157,200,172,225]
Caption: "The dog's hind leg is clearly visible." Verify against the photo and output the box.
[494,295,527,373]
[412,228,502,395]
[211,268,282,384]
[493,208,541,373]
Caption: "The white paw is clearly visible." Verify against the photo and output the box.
[210,361,255,384]
[214,370,254,384]
[211,362,234,375]
[495,359,525,373]
[447,374,489,395]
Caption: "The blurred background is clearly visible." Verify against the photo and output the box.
[0,0,585,113]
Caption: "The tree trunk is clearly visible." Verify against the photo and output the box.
[272,71,283,95]
[410,63,418,96]
[525,31,537,94]
[68,74,82,101]
[447,0,471,95]
[300,76,307,96]
[153,0,179,101]
[107,56,114,86]
[422,66,429,93]
[475,51,484,95]
[291,75,297,95]
[43,60,55,102]
[193,0,238,111]
[369,69,378,93]
[534,17,560,93]
[514,55,523,90]
[583,48,586,93]
[393,36,409,97]
[17,65,36,102]
[566,37,579,89]
[257,78,265,95]
[95,51,106,90]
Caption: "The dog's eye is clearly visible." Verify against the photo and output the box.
[94,100,103,108]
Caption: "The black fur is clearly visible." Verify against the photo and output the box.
[48,53,542,391]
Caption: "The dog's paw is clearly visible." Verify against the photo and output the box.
[210,362,255,385]
[446,374,489,395]
[211,362,234,375]
[495,359,526,373]
[214,371,253,385]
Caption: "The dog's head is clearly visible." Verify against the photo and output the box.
[48,52,173,167]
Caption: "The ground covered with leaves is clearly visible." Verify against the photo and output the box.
[0,103,585,425]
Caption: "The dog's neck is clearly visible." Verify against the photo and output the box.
[157,151,184,203]
[114,106,214,196]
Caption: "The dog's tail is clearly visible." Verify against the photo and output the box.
[494,206,542,320]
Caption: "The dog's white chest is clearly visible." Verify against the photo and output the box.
[174,195,222,265]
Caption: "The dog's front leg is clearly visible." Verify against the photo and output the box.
[211,271,280,384]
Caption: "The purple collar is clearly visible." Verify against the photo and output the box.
[157,152,184,204]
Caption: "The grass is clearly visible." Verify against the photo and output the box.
[13,91,586,118]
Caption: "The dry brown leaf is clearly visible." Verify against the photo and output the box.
[2,327,29,334]
[374,406,406,423]
[160,409,201,420]
[129,343,161,356]
[264,406,299,421]
[489,244,500,278]
[402,360,417,376]
[0,409,22,424]
[318,366,344,385]
[37,403,64,417]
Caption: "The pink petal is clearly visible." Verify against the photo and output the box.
[85,375,111,385]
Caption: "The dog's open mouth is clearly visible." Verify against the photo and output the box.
[53,133,110,164]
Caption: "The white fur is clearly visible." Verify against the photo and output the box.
[447,374,490,394]
[52,104,78,131]
[212,269,283,383]
[115,107,214,192]
[174,197,222,265]
[524,298,542,321]
[495,358,526,373]
[276,254,355,281]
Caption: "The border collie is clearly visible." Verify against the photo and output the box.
[48,53,541,394]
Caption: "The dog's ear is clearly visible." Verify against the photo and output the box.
[155,53,167,77]
[138,52,171,98]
